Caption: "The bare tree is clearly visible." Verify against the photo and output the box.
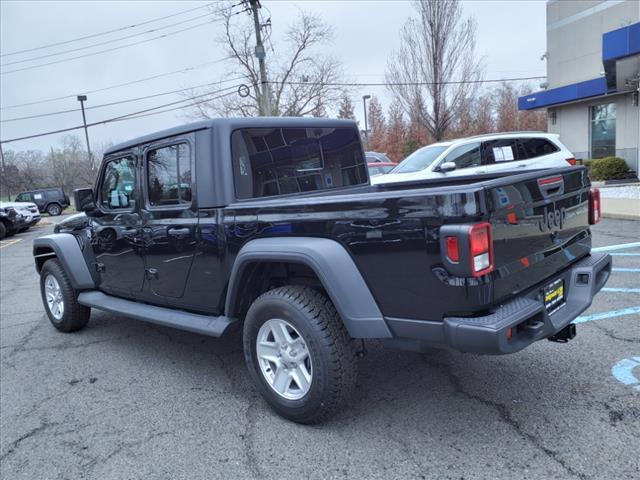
[386,0,483,141]
[189,4,347,118]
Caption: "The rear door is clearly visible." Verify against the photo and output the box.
[140,135,199,300]
[517,137,562,168]
[482,138,525,173]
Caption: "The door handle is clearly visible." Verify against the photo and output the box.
[168,227,190,236]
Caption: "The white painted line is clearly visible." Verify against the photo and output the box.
[611,357,640,393]
[0,239,22,249]
[612,268,640,273]
[602,288,640,293]
[574,306,640,324]
[592,242,640,252]
[610,253,640,256]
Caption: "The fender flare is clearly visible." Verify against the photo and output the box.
[225,237,392,339]
[33,234,95,290]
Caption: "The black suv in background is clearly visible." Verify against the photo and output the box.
[14,187,70,216]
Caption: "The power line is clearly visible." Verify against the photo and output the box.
[1,75,246,123]
[1,19,217,75]
[1,2,217,58]
[1,12,216,68]
[0,85,242,144]
[271,76,546,87]
[1,59,229,110]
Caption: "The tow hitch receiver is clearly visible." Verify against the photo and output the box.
[548,323,577,343]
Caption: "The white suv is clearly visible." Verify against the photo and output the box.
[0,201,41,231]
[372,132,576,185]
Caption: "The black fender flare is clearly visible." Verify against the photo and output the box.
[33,234,95,290]
[225,237,392,339]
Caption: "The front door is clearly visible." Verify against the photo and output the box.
[436,141,486,177]
[140,137,199,300]
[92,153,145,297]
[482,138,524,173]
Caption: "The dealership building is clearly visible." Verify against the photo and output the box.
[519,1,640,178]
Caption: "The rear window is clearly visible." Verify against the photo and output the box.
[517,138,559,159]
[232,127,367,199]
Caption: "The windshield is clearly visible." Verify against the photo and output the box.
[392,145,448,173]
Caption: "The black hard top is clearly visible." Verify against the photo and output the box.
[104,117,358,155]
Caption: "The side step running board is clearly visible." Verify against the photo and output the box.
[78,291,236,337]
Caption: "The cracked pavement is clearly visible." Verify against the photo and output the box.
[1,217,639,480]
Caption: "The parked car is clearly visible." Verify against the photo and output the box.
[14,187,70,216]
[373,132,577,185]
[0,206,25,239]
[365,151,393,163]
[0,201,41,231]
[367,162,397,177]
[33,118,609,423]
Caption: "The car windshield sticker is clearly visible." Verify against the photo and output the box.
[34,193,43,199]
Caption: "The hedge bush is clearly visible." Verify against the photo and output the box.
[587,157,629,181]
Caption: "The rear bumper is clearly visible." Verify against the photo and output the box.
[385,252,612,355]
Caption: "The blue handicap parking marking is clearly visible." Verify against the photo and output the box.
[592,242,640,252]
[611,357,640,392]
[602,288,640,293]
[574,306,640,324]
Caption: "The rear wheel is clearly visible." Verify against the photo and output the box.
[46,203,61,216]
[243,286,358,424]
[40,259,90,332]
[0,222,6,240]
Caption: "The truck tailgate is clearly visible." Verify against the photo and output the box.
[484,167,592,304]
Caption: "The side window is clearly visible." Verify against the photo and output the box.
[517,138,559,159]
[16,193,31,202]
[232,127,367,199]
[444,142,482,169]
[45,191,58,200]
[483,139,519,164]
[146,143,192,207]
[99,156,136,210]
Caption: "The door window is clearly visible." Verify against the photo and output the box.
[517,138,559,159]
[482,139,520,164]
[591,103,616,158]
[147,143,192,207]
[232,127,367,199]
[444,142,482,169]
[99,156,136,210]
[16,193,32,202]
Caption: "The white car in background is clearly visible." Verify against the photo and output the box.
[372,132,577,185]
[0,201,41,231]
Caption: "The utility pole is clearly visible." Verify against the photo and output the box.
[362,95,371,149]
[77,95,94,169]
[0,142,6,200]
[248,0,271,116]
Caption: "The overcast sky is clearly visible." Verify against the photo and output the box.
[0,0,547,153]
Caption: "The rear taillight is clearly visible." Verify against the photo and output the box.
[566,157,577,166]
[446,236,460,262]
[469,222,494,277]
[589,188,601,224]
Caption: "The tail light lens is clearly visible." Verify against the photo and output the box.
[589,188,601,224]
[446,236,460,262]
[469,222,494,277]
[566,157,577,166]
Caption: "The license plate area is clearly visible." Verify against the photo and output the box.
[544,278,565,315]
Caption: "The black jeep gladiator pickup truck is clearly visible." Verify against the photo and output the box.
[34,118,611,423]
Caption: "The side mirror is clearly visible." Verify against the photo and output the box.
[438,161,457,173]
[74,188,96,213]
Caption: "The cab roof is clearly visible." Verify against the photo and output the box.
[104,117,358,155]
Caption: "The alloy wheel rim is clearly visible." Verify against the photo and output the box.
[44,274,64,320]
[256,318,312,400]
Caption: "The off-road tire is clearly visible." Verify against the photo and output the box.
[46,203,62,216]
[40,258,90,332]
[243,285,358,424]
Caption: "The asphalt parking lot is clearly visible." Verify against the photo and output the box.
[1,217,638,480]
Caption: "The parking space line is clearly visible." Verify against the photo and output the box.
[610,253,640,256]
[592,242,640,252]
[0,239,22,249]
[602,288,640,293]
[611,357,640,392]
[575,306,640,324]
[612,268,640,272]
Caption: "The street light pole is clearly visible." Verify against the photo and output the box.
[362,94,371,148]
[77,95,93,168]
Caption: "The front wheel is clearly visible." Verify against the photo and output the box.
[243,286,358,424]
[46,203,61,216]
[40,259,90,332]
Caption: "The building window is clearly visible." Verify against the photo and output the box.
[590,103,616,158]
